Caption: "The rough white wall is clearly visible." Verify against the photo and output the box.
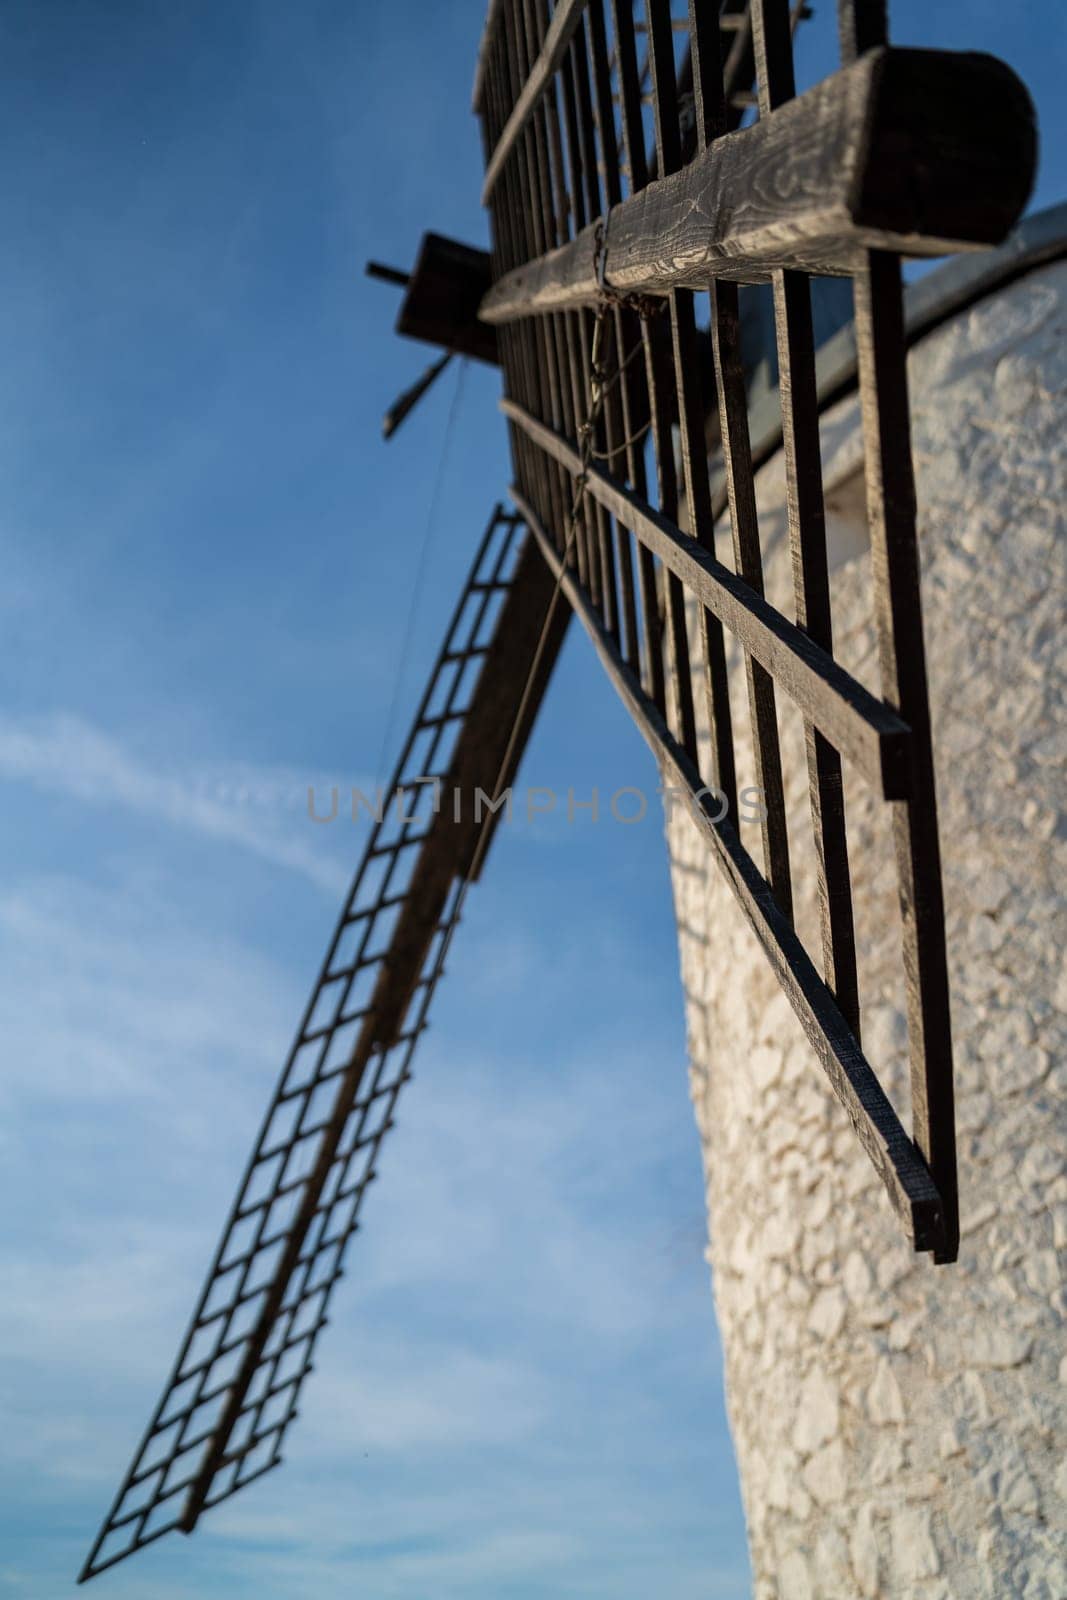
[666,261,1067,1599]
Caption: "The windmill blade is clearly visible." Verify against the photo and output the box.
[80,505,570,1582]
[474,0,1032,1273]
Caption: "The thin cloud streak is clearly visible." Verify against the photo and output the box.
[0,857,739,1598]
[0,710,360,895]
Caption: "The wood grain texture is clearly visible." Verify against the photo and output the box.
[480,47,1036,321]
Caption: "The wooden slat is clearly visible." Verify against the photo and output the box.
[551,0,617,634]
[839,0,959,1264]
[690,0,792,919]
[626,1,700,767]
[472,0,508,111]
[479,46,1036,321]
[520,0,590,597]
[607,0,666,716]
[481,0,588,203]
[502,396,913,797]
[506,0,576,578]
[584,0,638,666]
[753,0,860,1034]
[514,485,947,1255]
[646,0,736,800]
[854,254,959,1263]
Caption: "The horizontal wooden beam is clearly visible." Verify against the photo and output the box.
[502,397,912,799]
[481,47,1035,319]
[480,0,586,203]
[514,486,946,1255]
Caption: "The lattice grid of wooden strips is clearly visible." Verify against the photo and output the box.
[79,510,527,1580]
[471,0,1037,1268]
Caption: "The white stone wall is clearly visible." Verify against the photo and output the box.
[665,260,1067,1599]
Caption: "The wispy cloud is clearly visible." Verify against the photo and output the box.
[0,858,743,1599]
[0,872,295,1108]
[301,1342,552,1454]
[0,710,361,895]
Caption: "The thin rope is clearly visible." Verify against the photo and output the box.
[591,416,650,460]
[374,356,468,787]
[602,334,646,395]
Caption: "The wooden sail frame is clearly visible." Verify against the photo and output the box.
[474,0,1034,1267]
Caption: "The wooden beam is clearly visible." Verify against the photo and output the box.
[481,0,587,203]
[480,47,1035,320]
[514,485,946,1256]
[502,395,913,800]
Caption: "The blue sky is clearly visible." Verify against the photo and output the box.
[0,4,1061,1598]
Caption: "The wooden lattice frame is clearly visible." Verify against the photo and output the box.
[474,0,1035,1265]
[79,508,571,1579]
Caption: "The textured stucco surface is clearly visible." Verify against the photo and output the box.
[665,261,1067,1599]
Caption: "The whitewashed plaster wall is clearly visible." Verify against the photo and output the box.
[664,259,1067,1599]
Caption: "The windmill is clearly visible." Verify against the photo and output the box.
[80,0,1036,1581]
